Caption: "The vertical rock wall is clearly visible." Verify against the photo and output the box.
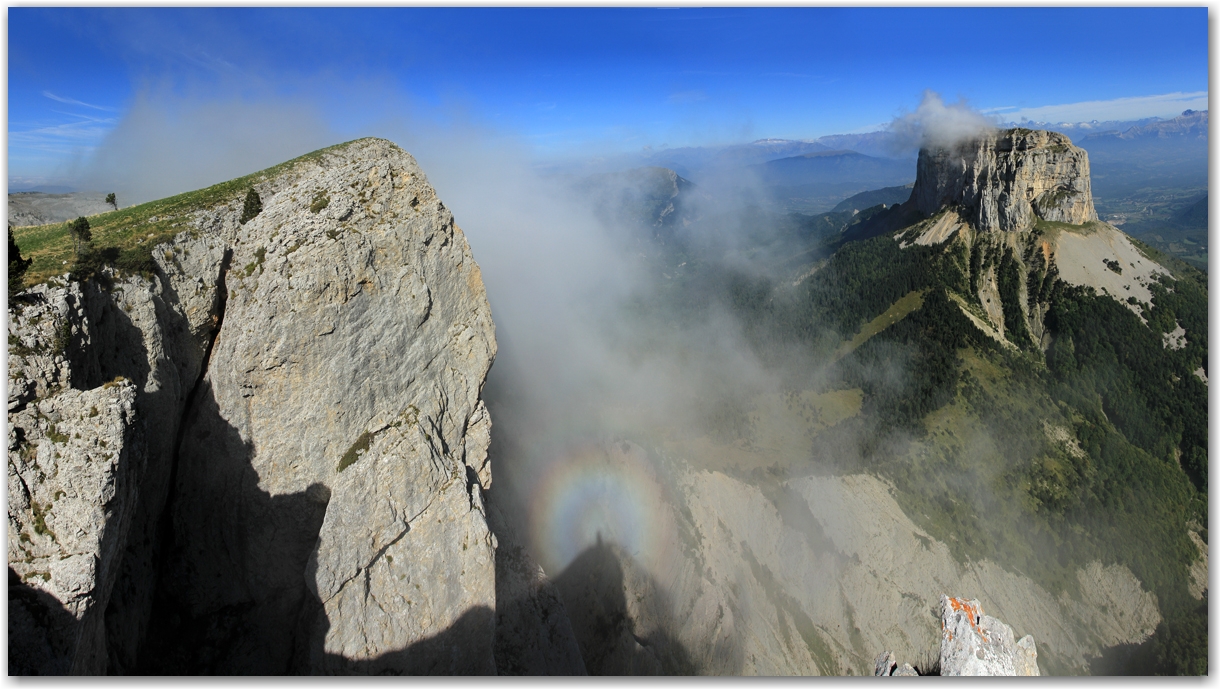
[911,128,1097,233]
[8,138,500,675]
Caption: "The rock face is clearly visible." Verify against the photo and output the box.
[8,381,141,675]
[911,128,1097,232]
[873,596,1038,676]
[9,229,226,674]
[578,166,705,237]
[937,596,1039,676]
[487,503,587,676]
[8,138,499,675]
[529,436,1159,676]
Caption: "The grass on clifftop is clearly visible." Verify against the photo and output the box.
[11,139,368,287]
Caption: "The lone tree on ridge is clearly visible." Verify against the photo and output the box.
[68,216,92,257]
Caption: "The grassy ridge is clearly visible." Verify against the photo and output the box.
[11,139,364,286]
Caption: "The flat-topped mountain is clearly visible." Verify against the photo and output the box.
[911,128,1097,233]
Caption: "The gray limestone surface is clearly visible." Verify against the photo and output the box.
[8,138,500,675]
[9,192,115,228]
[936,596,1039,676]
[155,138,498,673]
[911,128,1097,233]
[8,381,141,675]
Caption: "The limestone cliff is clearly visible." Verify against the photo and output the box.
[8,138,499,674]
[911,128,1097,233]
[894,127,1172,351]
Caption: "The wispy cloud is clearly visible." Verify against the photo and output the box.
[42,91,116,112]
[10,110,121,179]
[178,50,240,74]
[989,91,1208,124]
[10,118,116,150]
[886,90,995,153]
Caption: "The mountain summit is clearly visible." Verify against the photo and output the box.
[912,128,1097,233]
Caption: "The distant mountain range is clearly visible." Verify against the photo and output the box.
[1073,110,1208,197]
[1077,109,1207,141]
[618,110,1205,214]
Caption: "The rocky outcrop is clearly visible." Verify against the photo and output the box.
[9,228,226,674]
[487,503,587,676]
[936,596,1039,676]
[874,596,1038,676]
[529,435,1157,676]
[577,166,705,237]
[873,651,919,676]
[911,128,1097,233]
[8,138,498,675]
[8,381,141,675]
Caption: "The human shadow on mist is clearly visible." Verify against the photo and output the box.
[550,536,705,675]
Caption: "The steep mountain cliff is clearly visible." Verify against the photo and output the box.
[911,128,1096,232]
[514,125,1205,675]
[9,139,507,674]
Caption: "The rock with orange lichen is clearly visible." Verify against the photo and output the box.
[938,595,1039,676]
[873,595,1040,677]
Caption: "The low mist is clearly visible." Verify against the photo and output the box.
[886,90,997,154]
[78,88,337,204]
[76,81,900,619]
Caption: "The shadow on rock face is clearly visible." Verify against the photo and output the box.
[133,377,500,676]
[136,381,330,674]
[9,568,79,675]
[552,536,699,675]
[304,604,497,675]
[485,494,588,676]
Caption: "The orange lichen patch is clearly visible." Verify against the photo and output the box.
[945,597,989,642]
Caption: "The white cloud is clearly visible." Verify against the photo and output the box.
[989,91,1208,124]
[78,88,336,204]
[886,90,996,153]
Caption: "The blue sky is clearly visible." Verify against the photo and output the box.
[8,7,1209,188]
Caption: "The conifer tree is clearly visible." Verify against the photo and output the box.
[240,188,262,225]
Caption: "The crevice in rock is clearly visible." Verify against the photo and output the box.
[123,247,233,672]
[159,246,233,530]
